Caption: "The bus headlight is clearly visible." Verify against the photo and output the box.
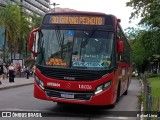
[35,76,44,90]
[94,81,111,95]
[95,85,103,94]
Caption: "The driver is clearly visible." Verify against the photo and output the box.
[94,39,105,54]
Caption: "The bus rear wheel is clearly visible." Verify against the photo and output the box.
[123,87,128,95]
[123,79,129,95]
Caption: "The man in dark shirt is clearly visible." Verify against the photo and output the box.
[0,62,4,84]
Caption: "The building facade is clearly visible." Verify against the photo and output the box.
[20,0,50,16]
[0,0,51,47]
[0,0,50,16]
[0,0,50,60]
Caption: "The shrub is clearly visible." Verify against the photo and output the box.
[146,73,159,78]
[24,57,35,67]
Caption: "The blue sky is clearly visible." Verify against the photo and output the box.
[49,0,140,30]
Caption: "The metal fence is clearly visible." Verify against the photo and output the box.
[142,77,160,120]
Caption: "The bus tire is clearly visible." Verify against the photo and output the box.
[116,83,121,102]
[107,84,120,109]
[57,102,64,105]
[108,103,116,109]
[123,79,129,95]
[123,88,128,95]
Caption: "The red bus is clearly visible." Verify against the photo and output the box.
[28,11,132,107]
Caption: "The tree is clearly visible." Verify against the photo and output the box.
[126,0,153,19]
[132,30,147,72]
[126,0,160,73]
[0,0,20,61]
[17,12,31,56]
[31,13,42,28]
[0,1,42,61]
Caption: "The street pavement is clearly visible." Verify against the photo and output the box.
[0,77,141,120]
[0,77,34,90]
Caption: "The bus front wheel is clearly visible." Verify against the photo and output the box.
[116,83,121,102]
[107,83,121,109]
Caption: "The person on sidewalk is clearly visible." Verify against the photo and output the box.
[8,63,15,82]
[0,62,4,84]
[3,63,8,80]
[26,67,30,79]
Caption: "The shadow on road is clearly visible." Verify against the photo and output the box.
[46,100,127,118]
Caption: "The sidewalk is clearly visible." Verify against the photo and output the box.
[0,77,34,90]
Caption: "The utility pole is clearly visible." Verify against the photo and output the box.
[50,2,60,12]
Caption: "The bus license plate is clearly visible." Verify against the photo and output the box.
[61,93,74,99]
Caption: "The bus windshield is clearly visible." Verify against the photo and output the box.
[36,29,114,70]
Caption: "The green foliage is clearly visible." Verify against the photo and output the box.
[126,0,153,20]
[148,77,160,97]
[0,0,20,49]
[0,0,42,57]
[126,0,160,72]
[141,77,160,113]
[127,29,147,71]
[17,13,31,54]
[140,0,160,29]
[146,73,159,78]
[132,35,145,65]
[31,13,42,28]
[24,57,35,67]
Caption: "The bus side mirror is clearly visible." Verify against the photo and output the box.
[28,28,40,57]
[117,38,124,53]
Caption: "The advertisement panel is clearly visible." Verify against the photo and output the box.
[12,59,23,72]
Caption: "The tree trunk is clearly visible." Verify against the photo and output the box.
[158,62,159,73]
[3,28,6,63]
[11,43,13,61]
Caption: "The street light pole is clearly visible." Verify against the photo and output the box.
[50,2,60,12]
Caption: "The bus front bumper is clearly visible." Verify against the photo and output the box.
[34,81,114,106]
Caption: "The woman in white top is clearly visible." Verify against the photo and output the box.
[9,63,15,82]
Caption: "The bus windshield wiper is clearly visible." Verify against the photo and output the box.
[55,25,64,58]
[79,28,97,59]
[81,28,97,48]
[60,33,64,58]
[55,25,62,47]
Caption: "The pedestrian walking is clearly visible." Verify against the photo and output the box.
[8,63,15,82]
[0,62,4,84]
[26,67,30,79]
[3,63,8,79]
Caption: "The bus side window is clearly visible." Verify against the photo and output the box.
[116,36,121,62]
[117,25,130,65]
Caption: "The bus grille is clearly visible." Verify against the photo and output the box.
[45,88,94,100]
[36,65,110,81]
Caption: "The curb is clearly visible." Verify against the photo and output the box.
[0,83,34,90]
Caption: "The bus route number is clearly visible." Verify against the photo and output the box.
[78,84,92,90]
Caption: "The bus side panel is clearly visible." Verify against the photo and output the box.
[119,62,130,95]
[112,62,131,103]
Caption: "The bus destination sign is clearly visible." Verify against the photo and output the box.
[50,15,105,25]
